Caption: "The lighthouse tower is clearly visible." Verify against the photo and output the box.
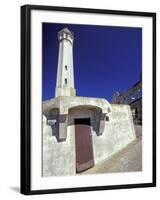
[55,28,76,97]
[43,27,136,177]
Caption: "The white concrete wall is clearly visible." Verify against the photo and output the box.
[43,104,136,176]
[92,104,136,165]
[43,115,76,176]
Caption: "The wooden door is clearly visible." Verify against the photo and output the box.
[75,118,94,173]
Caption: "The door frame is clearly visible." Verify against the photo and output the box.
[74,117,94,173]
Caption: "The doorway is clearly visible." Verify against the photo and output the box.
[75,118,94,173]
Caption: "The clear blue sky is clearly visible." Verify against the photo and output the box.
[42,23,142,102]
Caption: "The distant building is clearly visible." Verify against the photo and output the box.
[112,79,142,125]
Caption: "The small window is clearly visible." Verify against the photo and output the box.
[106,116,109,121]
[65,78,67,85]
[65,65,67,70]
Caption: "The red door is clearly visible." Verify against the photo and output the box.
[75,118,94,173]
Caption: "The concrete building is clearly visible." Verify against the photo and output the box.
[42,28,136,176]
[112,79,142,125]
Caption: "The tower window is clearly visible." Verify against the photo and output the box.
[65,65,67,70]
[65,78,67,85]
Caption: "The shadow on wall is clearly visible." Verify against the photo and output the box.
[43,106,109,142]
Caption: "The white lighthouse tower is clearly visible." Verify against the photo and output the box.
[55,28,76,97]
[43,27,137,177]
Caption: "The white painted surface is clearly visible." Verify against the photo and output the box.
[43,115,76,176]
[93,105,136,164]
[55,28,76,97]
[43,103,136,176]
[43,96,111,114]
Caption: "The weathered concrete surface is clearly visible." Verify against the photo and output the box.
[82,138,142,174]
[43,96,111,114]
[42,102,136,176]
[92,104,136,165]
[42,115,76,176]
[43,96,112,141]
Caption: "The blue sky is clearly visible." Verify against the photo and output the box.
[42,23,142,102]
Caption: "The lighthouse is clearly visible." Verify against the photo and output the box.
[55,28,76,97]
[42,27,136,176]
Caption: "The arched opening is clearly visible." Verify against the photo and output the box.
[68,106,103,173]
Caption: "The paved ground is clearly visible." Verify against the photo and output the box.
[82,138,142,175]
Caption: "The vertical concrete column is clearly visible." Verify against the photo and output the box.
[93,110,101,135]
[58,114,68,141]
[98,113,106,135]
